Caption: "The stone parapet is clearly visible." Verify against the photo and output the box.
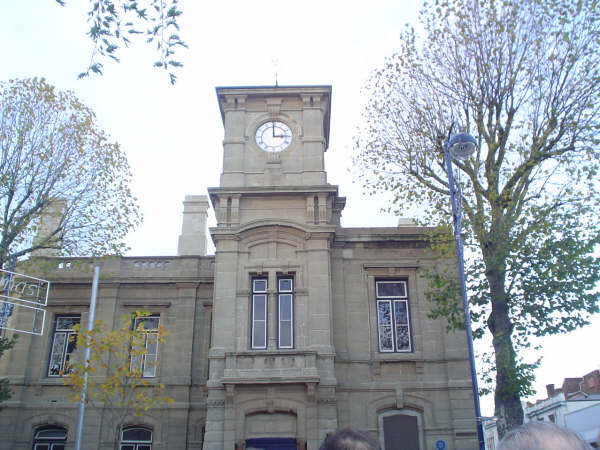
[28,255,215,282]
[221,350,319,384]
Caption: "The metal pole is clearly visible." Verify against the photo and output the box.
[443,133,486,450]
[75,265,100,450]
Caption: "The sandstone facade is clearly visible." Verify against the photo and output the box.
[0,85,477,450]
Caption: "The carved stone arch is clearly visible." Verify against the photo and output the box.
[23,412,75,442]
[240,223,308,264]
[238,220,311,238]
[103,412,163,443]
[234,397,307,443]
[367,392,434,430]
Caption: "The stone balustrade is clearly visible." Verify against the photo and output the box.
[37,256,215,280]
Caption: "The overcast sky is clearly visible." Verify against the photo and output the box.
[1,0,598,414]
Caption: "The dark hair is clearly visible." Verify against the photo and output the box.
[497,422,592,450]
[319,428,381,450]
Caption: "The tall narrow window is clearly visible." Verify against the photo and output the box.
[33,426,67,450]
[131,315,160,377]
[251,278,268,349]
[278,277,294,349]
[376,280,412,352]
[47,315,80,377]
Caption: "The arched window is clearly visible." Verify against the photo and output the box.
[33,426,67,450]
[120,426,152,450]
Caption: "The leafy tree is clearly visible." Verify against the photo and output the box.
[0,334,17,402]
[64,311,173,447]
[354,0,600,437]
[0,78,141,269]
[55,0,187,84]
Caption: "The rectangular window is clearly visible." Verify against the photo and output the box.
[278,277,294,349]
[376,280,412,352]
[47,315,80,377]
[131,315,160,378]
[251,278,268,349]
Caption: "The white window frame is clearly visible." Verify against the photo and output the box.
[277,277,294,349]
[251,278,268,349]
[120,426,152,450]
[47,315,80,377]
[130,315,160,378]
[375,280,412,353]
[33,426,67,450]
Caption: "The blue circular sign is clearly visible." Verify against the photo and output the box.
[435,440,447,450]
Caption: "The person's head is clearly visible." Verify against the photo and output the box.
[319,428,381,450]
[496,422,592,450]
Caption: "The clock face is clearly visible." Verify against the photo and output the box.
[255,121,292,152]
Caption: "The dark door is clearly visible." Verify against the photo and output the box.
[246,437,297,450]
[383,414,420,450]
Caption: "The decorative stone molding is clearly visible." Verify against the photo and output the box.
[306,382,316,402]
[222,351,319,385]
[206,399,226,408]
[395,387,404,409]
[225,384,235,403]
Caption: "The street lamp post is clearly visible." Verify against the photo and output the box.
[442,123,486,450]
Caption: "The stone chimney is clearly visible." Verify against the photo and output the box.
[397,218,416,227]
[546,384,555,398]
[32,199,67,257]
[177,195,209,256]
[582,370,600,394]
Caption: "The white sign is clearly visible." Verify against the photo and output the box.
[0,268,50,307]
[0,268,49,335]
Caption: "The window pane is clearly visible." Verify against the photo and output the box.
[394,301,408,325]
[253,279,267,292]
[52,446,65,450]
[130,354,142,374]
[377,301,394,351]
[279,294,292,320]
[34,445,49,450]
[120,446,134,450]
[252,293,267,349]
[377,301,392,325]
[279,321,292,348]
[123,427,152,441]
[143,353,157,377]
[278,278,292,292]
[36,428,67,439]
[253,320,266,348]
[136,317,159,330]
[138,446,152,450]
[376,281,406,298]
[48,333,67,376]
[56,316,79,330]
[146,333,158,354]
[253,295,266,319]
[396,325,410,351]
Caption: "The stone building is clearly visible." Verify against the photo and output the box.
[0,85,477,449]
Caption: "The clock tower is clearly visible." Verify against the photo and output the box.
[205,86,345,450]
[216,85,331,188]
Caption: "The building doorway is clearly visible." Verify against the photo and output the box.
[378,409,423,450]
[246,437,297,450]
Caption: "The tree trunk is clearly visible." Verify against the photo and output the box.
[486,264,524,439]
